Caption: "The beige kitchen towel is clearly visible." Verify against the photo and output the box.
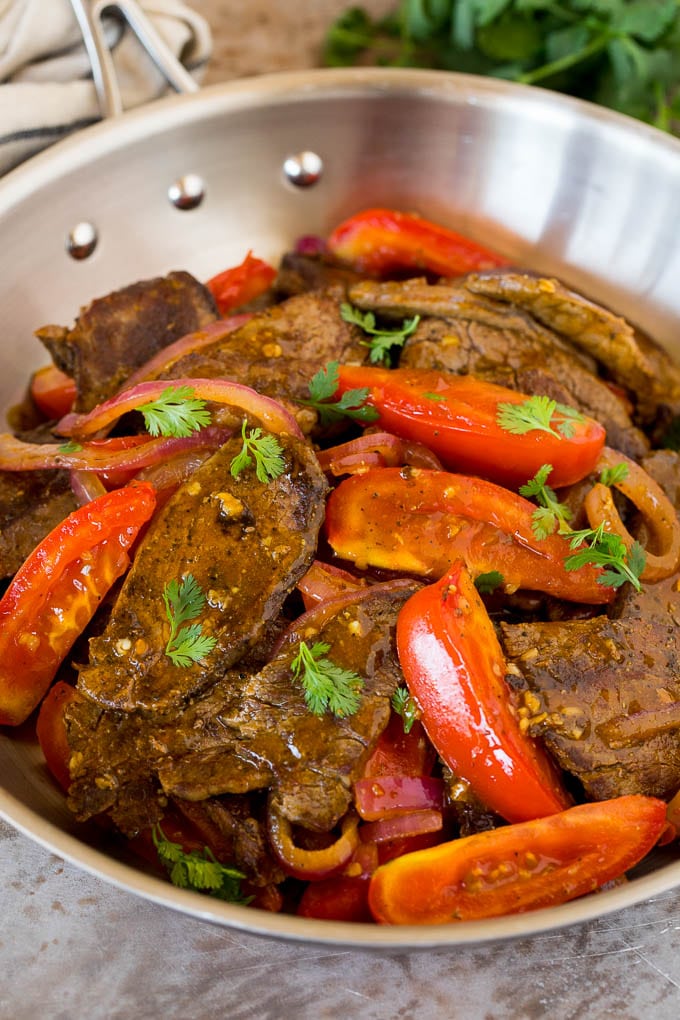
[0,0,211,173]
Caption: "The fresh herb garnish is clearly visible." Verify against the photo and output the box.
[324,2,680,137]
[163,574,217,667]
[599,462,630,487]
[298,361,379,426]
[565,523,646,592]
[497,395,585,440]
[137,384,212,438]
[474,570,505,594]
[341,302,420,364]
[290,640,364,718]
[152,825,251,902]
[57,440,83,454]
[391,685,418,733]
[230,419,286,484]
[519,463,573,539]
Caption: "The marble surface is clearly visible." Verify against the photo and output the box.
[4,3,680,1017]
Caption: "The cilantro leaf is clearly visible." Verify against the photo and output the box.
[298,361,379,425]
[391,685,419,733]
[291,640,364,718]
[496,395,585,439]
[152,825,251,903]
[564,525,646,591]
[137,385,212,438]
[474,570,505,594]
[341,302,420,364]
[163,574,217,667]
[519,463,573,538]
[599,462,629,487]
[230,419,286,484]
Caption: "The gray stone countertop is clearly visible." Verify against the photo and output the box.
[5,816,680,1019]
[4,3,680,1017]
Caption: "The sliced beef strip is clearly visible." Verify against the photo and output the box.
[0,468,77,579]
[36,271,218,413]
[347,277,649,459]
[148,290,369,435]
[274,252,367,298]
[500,448,680,801]
[159,582,420,831]
[77,432,328,714]
[66,582,418,841]
[465,272,680,421]
[501,590,680,801]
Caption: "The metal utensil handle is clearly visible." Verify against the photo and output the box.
[69,0,199,119]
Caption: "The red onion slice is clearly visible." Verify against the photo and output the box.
[318,431,443,476]
[354,776,446,821]
[359,809,443,845]
[56,377,303,440]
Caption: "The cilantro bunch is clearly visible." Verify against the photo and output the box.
[325,1,680,134]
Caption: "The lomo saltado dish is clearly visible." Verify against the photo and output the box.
[1,208,679,925]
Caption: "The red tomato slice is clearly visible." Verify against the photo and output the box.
[368,795,667,924]
[0,482,156,726]
[206,251,276,315]
[327,208,509,278]
[362,713,436,779]
[35,680,81,790]
[297,876,372,922]
[334,365,605,489]
[397,560,571,823]
[325,466,613,604]
[30,364,77,420]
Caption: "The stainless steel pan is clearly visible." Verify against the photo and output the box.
[1,14,680,947]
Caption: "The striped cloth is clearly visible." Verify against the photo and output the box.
[0,0,212,174]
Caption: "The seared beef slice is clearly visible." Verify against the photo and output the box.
[36,271,217,412]
[77,433,327,713]
[66,584,417,840]
[348,275,649,458]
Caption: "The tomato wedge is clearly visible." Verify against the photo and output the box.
[327,208,509,277]
[325,466,613,604]
[397,560,571,823]
[0,482,156,726]
[368,795,667,924]
[206,251,276,315]
[30,364,77,420]
[35,681,82,790]
[333,365,605,488]
[297,876,373,922]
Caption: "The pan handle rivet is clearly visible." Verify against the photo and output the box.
[283,151,323,188]
[168,174,205,210]
[67,222,98,260]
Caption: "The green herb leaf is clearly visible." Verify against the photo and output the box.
[599,462,629,487]
[299,361,380,425]
[341,302,420,364]
[163,574,217,667]
[291,640,364,718]
[519,463,573,538]
[496,395,585,439]
[137,385,212,438]
[391,685,419,733]
[474,570,505,594]
[57,440,83,454]
[230,419,286,484]
[564,525,646,591]
[152,825,251,903]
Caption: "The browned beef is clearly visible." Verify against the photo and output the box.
[0,468,77,578]
[149,291,369,435]
[66,582,418,842]
[158,582,419,830]
[501,584,680,801]
[36,272,218,413]
[500,449,680,800]
[348,276,650,459]
[77,432,328,714]
[274,252,367,298]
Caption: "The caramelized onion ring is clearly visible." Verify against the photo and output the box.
[585,447,680,581]
[267,803,360,880]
